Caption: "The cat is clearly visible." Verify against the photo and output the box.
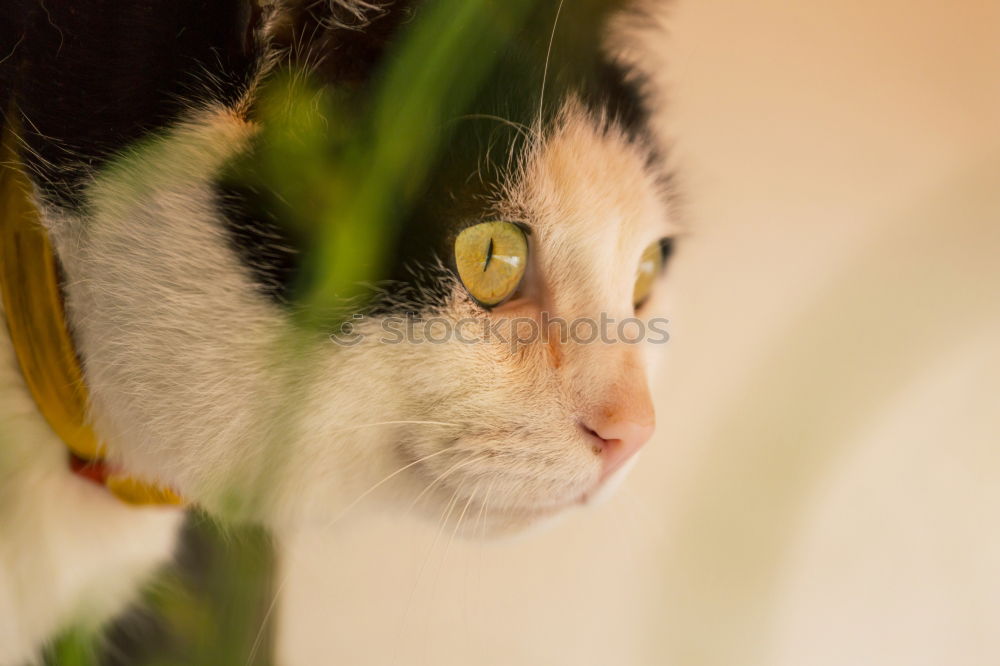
[0,0,675,662]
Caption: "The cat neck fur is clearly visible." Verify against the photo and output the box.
[0,294,182,665]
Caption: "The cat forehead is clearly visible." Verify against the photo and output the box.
[133,0,673,307]
[507,100,673,252]
[388,68,671,293]
[482,99,672,306]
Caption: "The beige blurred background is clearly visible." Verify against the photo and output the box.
[278,1,1000,664]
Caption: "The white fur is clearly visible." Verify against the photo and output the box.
[1,1,675,660]
[0,297,182,665]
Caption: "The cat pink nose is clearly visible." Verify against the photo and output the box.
[585,418,655,482]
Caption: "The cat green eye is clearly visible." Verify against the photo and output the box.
[455,221,528,307]
[633,239,667,308]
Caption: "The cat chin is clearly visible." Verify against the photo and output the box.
[393,486,571,537]
[418,495,584,541]
[393,451,596,537]
[396,464,599,540]
[448,458,641,538]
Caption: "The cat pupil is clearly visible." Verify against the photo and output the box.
[485,237,495,271]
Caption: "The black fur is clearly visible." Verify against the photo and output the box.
[4,0,662,311]
[232,0,660,309]
[0,3,20,131]
[216,179,302,304]
[6,0,262,209]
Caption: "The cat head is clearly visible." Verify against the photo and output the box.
[10,0,676,533]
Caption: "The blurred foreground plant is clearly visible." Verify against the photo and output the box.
[45,0,534,664]
[231,0,536,327]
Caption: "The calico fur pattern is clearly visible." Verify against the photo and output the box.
[0,1,674,663]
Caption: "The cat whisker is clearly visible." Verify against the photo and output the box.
[468,475,497,650]
[391,482,466,666]
[423,487,478,658]
[537,0,566,129]
[271,450,485,663]
[454,113,537,142]
[475,475,496,542]
[405,454,488,517]
[248,448,464,666]
[246,563,286,666]
[331,419,461,433]
[446,488,478,555]
[321,446,454,531]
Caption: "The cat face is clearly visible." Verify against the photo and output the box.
[8,0,674,533]
[318,99,676,533]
